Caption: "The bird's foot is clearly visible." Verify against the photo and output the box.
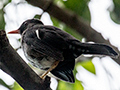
[40,60,60,79]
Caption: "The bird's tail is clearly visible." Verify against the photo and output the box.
[68,40,118,58]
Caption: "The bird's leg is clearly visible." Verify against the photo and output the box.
[40,60,60,79]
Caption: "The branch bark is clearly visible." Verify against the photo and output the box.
[26,0,120,64]
[0,30,51,90]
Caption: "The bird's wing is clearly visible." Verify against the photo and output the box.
[24,26,69,61]
[51,55,75,83]
[51,60,75,83]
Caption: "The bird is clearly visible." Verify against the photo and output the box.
[8,19,118,83]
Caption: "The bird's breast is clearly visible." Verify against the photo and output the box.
[22,42,56,70]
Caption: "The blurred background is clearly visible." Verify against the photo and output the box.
[0,0,120,90]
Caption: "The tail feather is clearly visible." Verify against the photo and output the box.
[68,40,118,58]
[79,43,118,56]
[51,59,75,83]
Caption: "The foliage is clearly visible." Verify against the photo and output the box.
[110,0,120,24]
[0,78,11,89]
[76,60,96,74]
[0,0,12,30]
[11,82,23,90]
[51,17,83,40]
[0,0,8,30]
[54,0,91,23]
[0,78,23,90]
[0,9,5,30]
[57,79,84,90]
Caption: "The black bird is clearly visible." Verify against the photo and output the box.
[8,19,118,83]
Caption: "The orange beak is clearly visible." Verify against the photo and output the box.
[8,30,20,34]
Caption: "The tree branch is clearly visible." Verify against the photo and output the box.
[0,30,51,90]
[26,0,120,64]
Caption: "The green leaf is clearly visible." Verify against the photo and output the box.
[63,25,83,40]
[57,81,73,90]
[57,79,84,90]
[60,0,91,23]
[34,14,41,19]
[51,17,83,40]
[0,8,5,30]
[77,60,96,74]
[0,0,12,30]
[0,78,11,89]
[12,82,23,90]
[73,79,84,90]
[109,0,120,24]
[51,17,61,28]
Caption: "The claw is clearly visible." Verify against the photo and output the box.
[40,60,60,79]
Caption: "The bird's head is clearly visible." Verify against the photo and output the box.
[8,19,43,34]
